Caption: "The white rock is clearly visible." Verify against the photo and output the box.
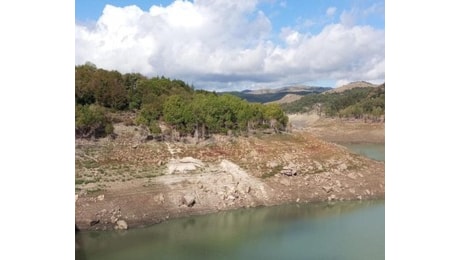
[115,220,128,230]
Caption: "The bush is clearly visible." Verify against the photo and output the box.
[75,104,114,138]
[149,121,162,135]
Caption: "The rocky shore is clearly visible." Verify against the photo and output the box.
[75,121,384,231]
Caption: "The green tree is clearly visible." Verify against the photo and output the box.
[75,64,97,105]
[93,69,128,110]
[75,104,113,138]
[163,95,194,135]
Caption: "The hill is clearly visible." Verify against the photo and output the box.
[75,64,289,140]
[282,83,385,121]
[266,94,303,104]
[221,85,331,103]
[324,81,377,94]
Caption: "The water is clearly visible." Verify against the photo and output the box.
[341,143,385,161]
[76,200,384,260]
[76,143,385,260]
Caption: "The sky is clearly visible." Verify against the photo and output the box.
[75,0,385,90]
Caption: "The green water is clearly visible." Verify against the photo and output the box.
[76,200,384,260]
[341,143,385,161]
[76,143,385,260]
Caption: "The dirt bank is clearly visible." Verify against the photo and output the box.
[289,113,385,143]
[75,122,384,231]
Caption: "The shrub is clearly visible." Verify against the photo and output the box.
[75,104,114,138]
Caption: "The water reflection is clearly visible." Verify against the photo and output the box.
[76,200,384,260]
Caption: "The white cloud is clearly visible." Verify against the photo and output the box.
[340,9,356,27]
[326,7,337,17]
[280,27,301,46]
[76,0,384,90]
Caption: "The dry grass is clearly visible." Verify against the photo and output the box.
[75,122,374,193]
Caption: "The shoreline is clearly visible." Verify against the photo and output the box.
[77,195,385,232]
[76,154,384,231]
[76,121,385,231]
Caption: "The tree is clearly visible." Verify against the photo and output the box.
[75,64,97,105]
[262,103,288,132]
[163,95,194,135]
[93,69,128,110]
[75,104,113,138]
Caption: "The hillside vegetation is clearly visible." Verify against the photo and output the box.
[75,64,288,139]
[281,83,385,121]
[221,86,330,103]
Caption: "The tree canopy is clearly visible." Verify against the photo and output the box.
[281,84,385,120]
[75,64,289,139]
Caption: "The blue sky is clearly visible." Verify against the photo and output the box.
[75,0,385,90]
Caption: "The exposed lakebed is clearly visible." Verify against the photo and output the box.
[76,143,385,260]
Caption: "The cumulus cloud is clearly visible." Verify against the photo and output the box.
[75,0,384,90]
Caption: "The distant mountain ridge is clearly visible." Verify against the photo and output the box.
[266,94,303,105]
[248,85,328,95]
[221,85,331,103]
[324,81,377,94]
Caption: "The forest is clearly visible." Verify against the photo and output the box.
[281,84,385,121]
[75,64,288,139]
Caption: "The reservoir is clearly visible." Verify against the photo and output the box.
[76,200,384,260]
[340,143,385,162]
[76,143,385,260]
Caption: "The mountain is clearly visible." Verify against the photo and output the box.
[220,85,331,103]
[281,82,385,117]
[324,81,377,94]
[266,94,303,104]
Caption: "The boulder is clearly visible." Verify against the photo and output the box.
[182,195,196,207]
[280,168,297,176]
[167,157,204,174]
[115,220,128,230]
[280,164,298,176]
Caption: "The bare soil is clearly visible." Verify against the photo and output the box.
[289,113,384,143]
[75,118,384,231]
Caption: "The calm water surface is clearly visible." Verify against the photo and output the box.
[76,144,384,260]
[76,200,384,260]
[341,143,385,161]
